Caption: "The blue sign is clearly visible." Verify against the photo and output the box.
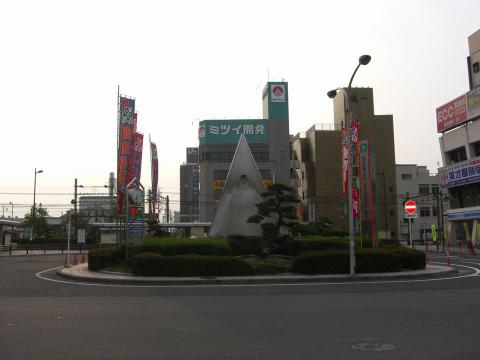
[128,220,144,237]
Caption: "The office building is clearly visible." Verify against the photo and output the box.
[396,164,448,242]
[438,29,480,243]
[293,87,398,240]
[179,147,199,222]
[198,82,291,222]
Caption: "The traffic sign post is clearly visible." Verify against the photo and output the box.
[404,200,417,248]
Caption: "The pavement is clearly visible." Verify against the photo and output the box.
[57,262,457,285]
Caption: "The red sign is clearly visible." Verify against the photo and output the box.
[436,95,467,132]
[405,200,416,214]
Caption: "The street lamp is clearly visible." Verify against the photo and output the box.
[9,202,13,218]
[327,54,371,275]
[73,178,84,242]
[31,168,43,241]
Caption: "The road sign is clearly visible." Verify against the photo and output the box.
[405,200,416,214]
[404,212,417,219]
[77,229,85,244]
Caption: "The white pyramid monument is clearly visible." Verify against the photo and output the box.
[209,134,266,237]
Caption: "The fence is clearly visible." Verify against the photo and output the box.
[0,243,111,256]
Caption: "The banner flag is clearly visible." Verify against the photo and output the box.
[117,96,135,212]
[150,137,159,220]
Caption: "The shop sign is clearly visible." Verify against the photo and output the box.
[199,120,268,144]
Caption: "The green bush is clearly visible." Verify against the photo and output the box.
[288,238,349,256]
[355,249,403,273]
[127,237,231,257]
[227,235,263,256]
[382,246,426,270]
[292,250,349,274]
[130,252,255,277]
[88,247,124,271]
[292,247,426,274]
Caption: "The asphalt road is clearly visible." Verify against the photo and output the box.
[1,254,480,359]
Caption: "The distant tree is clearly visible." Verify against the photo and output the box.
[60,211,91,238]
[23,204,51,239]
[248,184,300,254]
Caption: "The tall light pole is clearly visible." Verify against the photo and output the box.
[327,54,371,275]
[9,202,13,218]
[31,168,43,241]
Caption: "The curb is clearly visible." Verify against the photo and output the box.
[56,264,458,286]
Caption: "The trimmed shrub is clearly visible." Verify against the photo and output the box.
[227,235,263,256]
[128,237,231,257]
[288,238,348,256]
[130,253,255,277]
[88,247,124,271]
[384,246,426,270]
[292,250,349,274]
[292,247,426,274]
[253,262,288,275]
[355,249,403,273]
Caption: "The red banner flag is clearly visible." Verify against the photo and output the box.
[117,96,135,213]
[150,138,158,220]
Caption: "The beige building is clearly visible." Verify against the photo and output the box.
[293,87,398,241]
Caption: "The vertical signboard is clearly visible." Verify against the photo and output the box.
[150,138,158,220]
[341,127,348,217]
[117,96,135,212]
[351,119,361,235]
[359,140,378,247]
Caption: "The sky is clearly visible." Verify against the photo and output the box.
[1,0,479,218]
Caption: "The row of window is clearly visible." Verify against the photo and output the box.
[213,169,271,180]
[398,178,440,195]
[445,143,480,165]
[200,151,269,162]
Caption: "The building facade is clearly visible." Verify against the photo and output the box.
[293,87,398,241]
[396,164,447,243]
[198,82,291,222]
[437,29,480,244]
[179,147,199,222]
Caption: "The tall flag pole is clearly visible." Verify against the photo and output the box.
[150,135,159,221]
[117,94,136,213]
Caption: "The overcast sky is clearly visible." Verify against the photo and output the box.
[1,0,479,217]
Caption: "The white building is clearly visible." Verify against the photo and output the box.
[437,29,480,244]
[396,165,447,243]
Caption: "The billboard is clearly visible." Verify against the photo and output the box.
[467,87,480,120]
[117,96,135,212]
[439,155,480,187]
[436,88,480,133]
[199,120,269,144]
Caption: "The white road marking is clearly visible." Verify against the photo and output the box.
[34,262,480,288]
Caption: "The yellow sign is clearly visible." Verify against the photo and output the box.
[431,224,437,242]
[263,179,273,186]
[212,180,225,189]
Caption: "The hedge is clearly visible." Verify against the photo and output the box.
[292,247,426,274]
[129,237,231,257]
[129,252,255,277]
[288,238,349,256]
[88,247,124,271]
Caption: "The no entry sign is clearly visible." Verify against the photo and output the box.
[405,200,416,214]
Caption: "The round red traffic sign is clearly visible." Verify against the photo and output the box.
[405,200,416,214]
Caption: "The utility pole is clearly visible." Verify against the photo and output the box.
[74,178,78,243]
[166,195,170,223]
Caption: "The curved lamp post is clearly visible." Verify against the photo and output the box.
[327,54,371,275]
[31,168,43,241]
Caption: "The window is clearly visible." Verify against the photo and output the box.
[252,152,269,162]
[447,147,467,164]
[205,152,233,162]
[419,184,430,194]
[431,184,439,194]
[432,207,438,217]
[474,142,480,157]
[213,170,228,180]
[401,174,412,180]
[420,207,430,217]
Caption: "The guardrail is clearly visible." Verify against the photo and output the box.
[0,243,113,255]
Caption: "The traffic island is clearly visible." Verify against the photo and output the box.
[56,263,457,286]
